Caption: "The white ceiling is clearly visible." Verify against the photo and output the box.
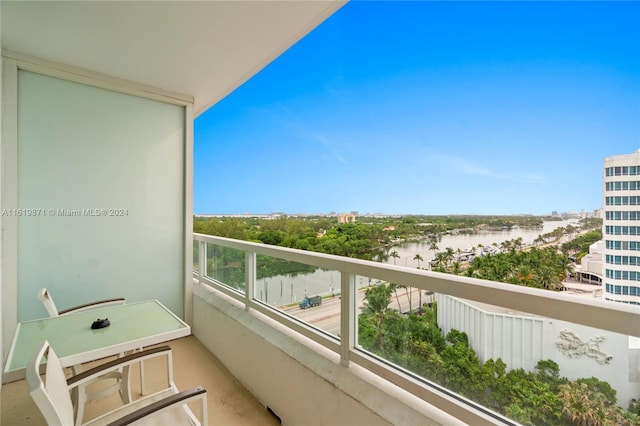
[1,0,345,116]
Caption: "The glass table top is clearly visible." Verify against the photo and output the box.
[4,299,190,374]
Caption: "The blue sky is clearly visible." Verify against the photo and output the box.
[194,1,640,216]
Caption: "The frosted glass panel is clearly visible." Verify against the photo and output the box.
[17,71,185,321]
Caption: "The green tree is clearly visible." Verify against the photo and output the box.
[412,253,424,310]
[429,241,439,262]
[441,330,485,399]
[362,284,393,354]
[536,267,563,291]
[558,381,632,425]
[516,264,535,285]
[444,247,455,266]
[389,282,403,311]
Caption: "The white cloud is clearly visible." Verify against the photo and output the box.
[311,132,348,165]
[274,103,348,165]
[431,153,545,184]
[524,174,545,183]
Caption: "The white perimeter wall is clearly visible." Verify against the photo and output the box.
[438,294,637,407]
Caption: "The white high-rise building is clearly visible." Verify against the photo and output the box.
[603,151,640,305]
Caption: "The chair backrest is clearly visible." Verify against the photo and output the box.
[26,341,75,426]
[37,288,60,317]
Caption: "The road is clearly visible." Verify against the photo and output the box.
[280,286,430,336]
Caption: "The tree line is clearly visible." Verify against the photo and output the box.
[424,223,602,291]
[194,214,562,261]
[360,285,639,425]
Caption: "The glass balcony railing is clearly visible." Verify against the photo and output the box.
[193,233,640,425]
[193,239,200,274]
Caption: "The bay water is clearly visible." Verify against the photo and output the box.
[258,219,578,306]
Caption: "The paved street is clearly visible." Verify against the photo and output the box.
[280,286,429,335]
[277,275,602,337]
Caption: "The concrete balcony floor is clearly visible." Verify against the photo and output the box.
[1,336,280,425]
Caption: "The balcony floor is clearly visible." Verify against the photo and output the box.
[1,335,280,425]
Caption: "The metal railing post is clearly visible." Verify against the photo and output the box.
[199,240,206,285]
[245,252,256,310]
[340,272,356,367]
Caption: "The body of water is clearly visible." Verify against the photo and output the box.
[390,219,578,268]
[258,219,579,307]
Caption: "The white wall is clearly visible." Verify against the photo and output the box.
[193,283,461,426]
[12,69,185,322]
[0,50,4,381]
[438,294,637,407]
[629,339,640,403]
[546,318,631,404]
[2,58,193,360]
[438,294,545,370]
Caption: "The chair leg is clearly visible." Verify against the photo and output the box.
[69,349,142,423]
[140,359,146,396]
[120,364,132,404]
[127,347,146,396]
[71,360,129,424]
[70,364,84,425]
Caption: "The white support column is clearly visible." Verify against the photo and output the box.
[1,58,18,362]
[183,103,194,325]
[245,252,256,310]
[340,272,356,367]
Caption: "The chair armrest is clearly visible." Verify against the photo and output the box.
[67,346,171,388]
[59,298,126,315]
[105,386,207,426]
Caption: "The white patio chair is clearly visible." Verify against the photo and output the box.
[37,288,125,318]
[37,288,133,424]
[27,340,207,426]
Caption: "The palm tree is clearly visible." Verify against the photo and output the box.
[516,264,535,285]
[424,290,435,306]
[444,247,455,267]
[558,257,575,281]
[363,285,393,353]
[413,253,424,311]
[558,382,627,426]
[429,241,439,262]
[387,251,402,310]
[373,250,389,263]
[489,257,511,281]
[389,283,403,312]
[536,267,563,291]
[432,252,447,272]
[404,284,412,313]
[513,237,524,251]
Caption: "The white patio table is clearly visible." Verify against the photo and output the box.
[3,299,190,382]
